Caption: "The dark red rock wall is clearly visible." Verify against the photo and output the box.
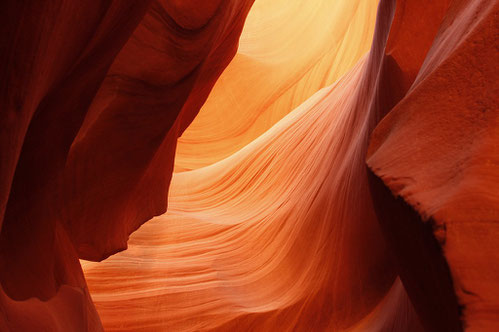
[0,1,253,330]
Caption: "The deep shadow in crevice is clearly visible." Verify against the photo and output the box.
[367,168,463,332]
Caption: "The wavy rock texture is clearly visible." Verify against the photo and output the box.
[1,0,497,331]
[83,0,498,331]
[82,0,422,330]
[0,0,253,330]
[84,57,401,331]
[174,0,379,171]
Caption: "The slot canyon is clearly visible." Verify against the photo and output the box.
[0,0,498,331]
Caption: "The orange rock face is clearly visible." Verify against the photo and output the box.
[1,0,498,331]
[367,0,499,331]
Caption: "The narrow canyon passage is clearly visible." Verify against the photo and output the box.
[0,0,497,331]
[82,1,423,330]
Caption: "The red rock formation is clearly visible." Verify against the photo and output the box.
[367,0,499,331]
[1,0,497,330]
[65,0,254,262]
[0,1,254,330]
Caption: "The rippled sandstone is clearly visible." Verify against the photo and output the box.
[1,0,497,331]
